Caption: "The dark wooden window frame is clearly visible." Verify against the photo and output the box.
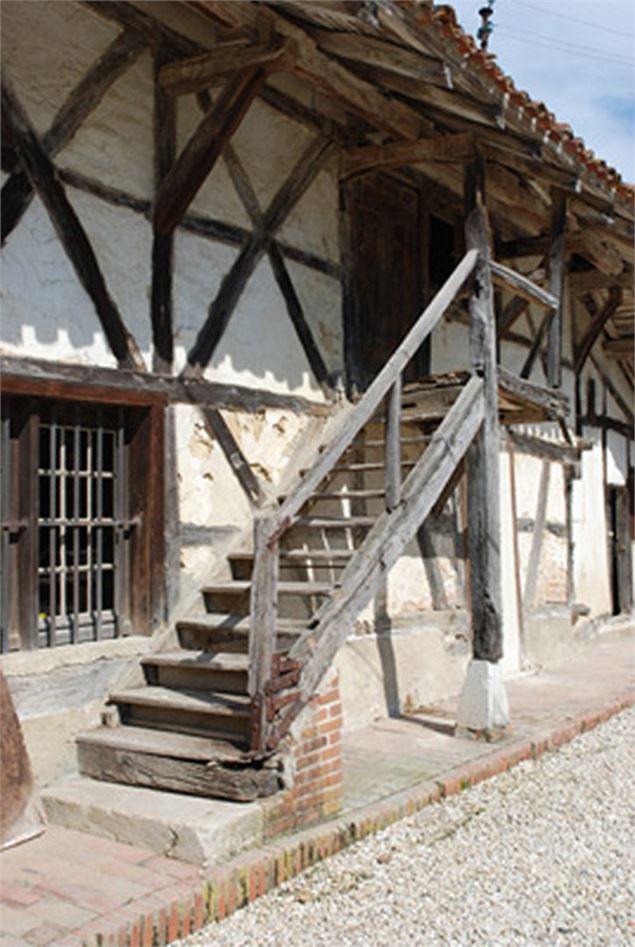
[1,376,165,652]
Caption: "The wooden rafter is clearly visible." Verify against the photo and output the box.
[546,189,567,387]
[185,134,336,373]
[1,28,146,244]
[154,66,267,236]
[602,337,634,358]
[1,74,145,371]
[159,38,294,96]
[574,287,623,374]
[568,268,633,294]
[315,30,452,89]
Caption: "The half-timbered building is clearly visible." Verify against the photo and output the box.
[1,0,633,843]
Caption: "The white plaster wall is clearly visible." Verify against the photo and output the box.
[572,428,612,615]
[500,450,522,672]
[606,431,628,486]
[429,319,470,375]
[1,196,117,366]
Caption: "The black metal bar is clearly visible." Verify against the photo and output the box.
[95,418,103,641]
[48,418,57,646]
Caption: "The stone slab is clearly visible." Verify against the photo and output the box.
[42,775,263,868]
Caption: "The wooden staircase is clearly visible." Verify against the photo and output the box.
[77,247,568,803]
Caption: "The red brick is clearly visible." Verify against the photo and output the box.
[141,911,153,947]
[318,688,339,706]
[167,902,179,942]
[194,891,204,930]
[129,921,141,947]
[329,702,343,718]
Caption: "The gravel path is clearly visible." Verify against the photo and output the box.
[177,708,635,947]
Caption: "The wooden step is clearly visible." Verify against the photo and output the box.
[177,614,305,653]
[346,434,431,450]
[141,651,249,692]
[292,515,375,529]
[311,488,385,500]
[202,580,332,612]
[330,460,417,473]
[77,725,279,801]
[109,685,251,739]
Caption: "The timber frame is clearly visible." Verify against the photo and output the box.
[1,1,633,771]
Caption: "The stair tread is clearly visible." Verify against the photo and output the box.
[203,580,332,594]
[314,488,385,499]
[178,612,305,629]
[142,651,249,672]
[293,516,375,528]
[77,724,250,762]
[230,549,354,561]
[109,686,251,717]
[331,461,417,472]
[348,435,430,449]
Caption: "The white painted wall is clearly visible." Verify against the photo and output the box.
[572,428,612,616]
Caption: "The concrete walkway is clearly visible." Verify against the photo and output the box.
[1,627,633,947]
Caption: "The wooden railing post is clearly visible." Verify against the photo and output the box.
[384,375,402,512]
[248,512,279,753]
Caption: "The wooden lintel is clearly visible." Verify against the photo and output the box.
[490,261,558,310]
[154,66,266,235]
[1,74,145,371]
[0,356,332,416]
[574,287,624,374]
[601,337,634,358]
[340,133,474,180]
[159,38,295,96]
[568,268,633,294]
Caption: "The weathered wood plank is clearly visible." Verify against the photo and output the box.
[497,296,529,338]
[154,66,266,235]
[495,236,549,260]
[0,355,333,415]
[384,377,402,512]
[270,248,479,534]
[316,30,451,88]
[340,133,474,180]
[248,514,280,753]
[223,143,263,226]
[201,407,265,506]
[151,46,176,373]
[574,287,623,374]
[546,190,567,387]
[1,75,145,370]
[287,375,484,702]
[465,154,503,664]
[267,242,330,392]
[159,38,294,95]
[523,461,550,608]
[506,430,584,466]
[519,311,549,381]
[490,261,558,310]
[1,29,146,244]
[602,337,634,357]
[499,366,570,419]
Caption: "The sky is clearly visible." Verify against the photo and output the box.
[449,0,635,183]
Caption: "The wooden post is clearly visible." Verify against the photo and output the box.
[546,189,567,387]
[151,46,176,373]
[464,154,503,663]
[456,153,509,736]
[384,376,402,512]
[248,513,279,753]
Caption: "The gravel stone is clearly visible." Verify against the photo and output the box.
[176,708,635,946]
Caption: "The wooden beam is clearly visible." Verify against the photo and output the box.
[602,337,634,358]
[340,133,474,180]
[0,355,332,415]
[316,30,452,89]
[546,189,568,387]
[1,74,145,370]
[490,261,558,310]
[185,135,336,372]
[568,268,633,294]
[248,513,279,752]
[506,430,584,466]
[465,153,503,663]
[588,353,634,425]
[159,39,294,95]
[151,46,176,373]
[574,287,623,374]
[201,408,265,506]
[499,366,569,419]
[497,296,529,338]
[267,242,331,392]
[495,236,549,260]
[523,461,550,608]
[154,66,266,235]
[223,144,263,226]
[1,29,146,244]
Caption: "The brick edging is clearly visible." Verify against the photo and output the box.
[82,691,633,947]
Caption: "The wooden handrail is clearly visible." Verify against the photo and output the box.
[268,247,479,539]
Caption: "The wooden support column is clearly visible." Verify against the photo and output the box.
[546,189,567,387]
[456,153,509,737]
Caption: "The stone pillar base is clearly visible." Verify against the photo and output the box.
[455,659,510,741]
